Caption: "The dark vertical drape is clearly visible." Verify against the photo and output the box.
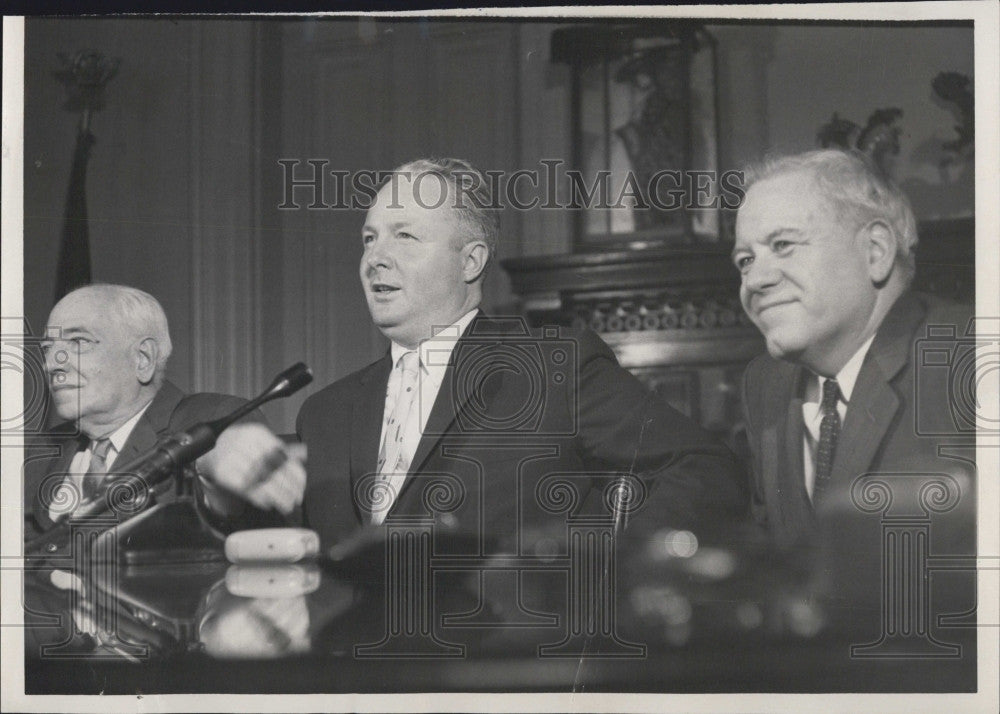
[54,130,95,301]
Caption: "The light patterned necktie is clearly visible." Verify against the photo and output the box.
[812,378,841,503]
[372,351,421,524]
[82,437,114,504]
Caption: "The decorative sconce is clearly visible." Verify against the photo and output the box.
[551,22,719,251]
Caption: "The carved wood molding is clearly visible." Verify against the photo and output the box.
[502,246,757,341]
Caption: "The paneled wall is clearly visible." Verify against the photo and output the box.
[24,19,201,390]
[266,20,527,428]
[23,18,974,432]
[24,19,269,405]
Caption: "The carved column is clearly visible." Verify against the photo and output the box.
[353,474,466,658]
[849,473,963,658]
[40,514,147,659]
[535,473,646,657]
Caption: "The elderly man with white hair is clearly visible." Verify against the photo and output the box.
[25,283,304,540]
[732,149,975,548]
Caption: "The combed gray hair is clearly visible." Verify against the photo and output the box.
[64,284,173,381]
[388,157,500,280]
[743,149,918,282]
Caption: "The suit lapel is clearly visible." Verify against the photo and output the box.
[783,382,806,492]
[351,355,392,482]
[31,382,186,531]
[112,382,185,470]
[778,367,813,536]
[831,371,900,489]
[406,313,498,480]
[113,416,160,470]
[30,436,85,531]
[830,293,922,488]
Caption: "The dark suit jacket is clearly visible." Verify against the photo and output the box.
[23,381,288,659]
[297,315,747,550]
[24,380,274,542]
[741,290,976,549]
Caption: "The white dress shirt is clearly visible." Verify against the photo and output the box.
[801,335,875,501]
[375,309,478,516]
[49,400,153,521]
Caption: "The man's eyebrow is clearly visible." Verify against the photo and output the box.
[764,227,801,242]
[42,327,92,340]
[731,227,804,260]
[362,219,411,233]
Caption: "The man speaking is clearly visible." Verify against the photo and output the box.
[214,158,747,548]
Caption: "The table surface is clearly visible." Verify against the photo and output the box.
[21,500,979,695]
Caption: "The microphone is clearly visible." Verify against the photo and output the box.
[26,363,313,555]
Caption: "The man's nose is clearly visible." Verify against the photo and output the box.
[364,238,394,270]
[43,344,66,375]
[742,255,780,293]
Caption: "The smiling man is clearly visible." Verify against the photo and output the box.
[24,284,301,539]
[733,149,974,546]
[214,157,747,549]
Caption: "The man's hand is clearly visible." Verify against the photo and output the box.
[196,423,306,515]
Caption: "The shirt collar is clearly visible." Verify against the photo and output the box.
[814,334,875,404]
[390,309,478,388]
[100,399,154,454]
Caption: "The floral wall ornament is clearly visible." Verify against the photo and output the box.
[815,112,859,150]
[52,50,121,132]
[817,107,903,177]
[932,71,974,161]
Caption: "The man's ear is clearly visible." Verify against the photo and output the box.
[462,241,490,284]
[861,220,898,284]
[135,338,159,385]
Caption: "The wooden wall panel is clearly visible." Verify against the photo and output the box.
[24,18,198,391]
[425,23,520,314]
[189,21,263,400]
[515,23,574,260]
[269,23,397,429]
[268,20,524,430]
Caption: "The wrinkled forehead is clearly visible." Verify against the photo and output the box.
[46,292,118,336]
[736,171,834,235]
[366,172,467,245]
[747,169,826,208]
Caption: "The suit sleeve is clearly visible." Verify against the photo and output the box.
[570,329,749,535]
[177,393,288,533]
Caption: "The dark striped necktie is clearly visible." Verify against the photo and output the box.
[813,378,841,502]
[82,437,114,504]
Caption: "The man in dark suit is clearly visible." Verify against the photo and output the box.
[732,149,975,551]
[216,158,747,551]
[23,283,304,656]
[24,283,302,541]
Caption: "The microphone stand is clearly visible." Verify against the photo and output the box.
[25,363,313,557]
